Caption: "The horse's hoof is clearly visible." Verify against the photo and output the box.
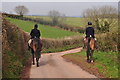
[87,59,91,63]
[37,63,39,67]
[91,60,94,63]
[37,64,39,67]
[33,63,35,65]
[91,60,93,63]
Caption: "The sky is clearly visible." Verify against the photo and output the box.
[1,1,119,17]
[1,0,119,2]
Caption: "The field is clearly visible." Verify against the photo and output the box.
[26,16,52,22]
[63,50,118,78]
[7,18,80,39]
[26,16,87,27]
[65,17,86,27]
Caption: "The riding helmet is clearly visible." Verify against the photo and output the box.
[88,22,92,25]
[34,24,38,28]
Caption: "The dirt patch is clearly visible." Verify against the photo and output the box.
[62,54,106,78]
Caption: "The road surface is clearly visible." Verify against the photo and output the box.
[29,47,97,78]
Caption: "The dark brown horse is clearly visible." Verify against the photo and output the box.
[84,36,95,63]
[29,37,42,67]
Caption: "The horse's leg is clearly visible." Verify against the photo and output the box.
[36,58,39,67]
[90,50,94,63]
[86,50,91,63]
[35,50,40,67]
[31,49,35,65]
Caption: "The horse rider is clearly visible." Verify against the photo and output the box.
[28,24,42,50]
[83,22,97,48]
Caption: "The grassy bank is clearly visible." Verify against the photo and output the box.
[2,17,31,78]
[63,50,118,78]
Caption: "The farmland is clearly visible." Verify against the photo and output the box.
[26,16,87,27]
[7,17,81,39]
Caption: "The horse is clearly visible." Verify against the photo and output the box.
[29,37,42,67]
[84,35,95,63]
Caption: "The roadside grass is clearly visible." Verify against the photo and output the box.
[2,18,31,78]
[7,17,80,39]
[63,50,118,78]
[3,50,30,78]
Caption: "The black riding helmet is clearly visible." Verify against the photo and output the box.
[88,22,92,25]
[34,24,38,28]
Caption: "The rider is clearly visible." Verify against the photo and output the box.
[30,24,40,39]
[28,24,41,50]
[83,22,97,48]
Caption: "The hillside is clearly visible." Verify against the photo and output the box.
[7,17,80,39]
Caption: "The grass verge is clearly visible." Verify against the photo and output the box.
[62,50,118,78]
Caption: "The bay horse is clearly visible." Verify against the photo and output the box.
[29,37,42,67]
[84,35,95,63]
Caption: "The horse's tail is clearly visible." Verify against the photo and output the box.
[88,35,92,44]
[33,42,37,52]
[87,37,92,50]
[88,37,91,44]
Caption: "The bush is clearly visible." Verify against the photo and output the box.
[41,35,83,52]
[96,31,118,51]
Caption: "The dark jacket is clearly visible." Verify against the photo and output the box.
[85,27,95,38]
[30,28,40,38]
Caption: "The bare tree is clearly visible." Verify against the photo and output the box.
[82,5,118,32]
[48,10,61,25]
[59,13,66,24]
[14,5,29,16]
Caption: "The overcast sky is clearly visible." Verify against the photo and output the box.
[2,2,118,17]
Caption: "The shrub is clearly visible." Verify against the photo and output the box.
[96,31,118,51]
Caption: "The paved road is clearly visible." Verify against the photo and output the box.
[29,48,97,78]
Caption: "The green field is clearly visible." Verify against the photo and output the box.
[26,16,52,22]
[7,18,80,39]
[63,50,118,78]
[26,16,86,27]
[65,17,86,27]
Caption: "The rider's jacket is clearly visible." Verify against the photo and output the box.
[30,28,40,39]
[85,27,95,38]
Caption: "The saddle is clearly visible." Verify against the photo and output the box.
[28,38,42,51]
[83,35,97,49]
